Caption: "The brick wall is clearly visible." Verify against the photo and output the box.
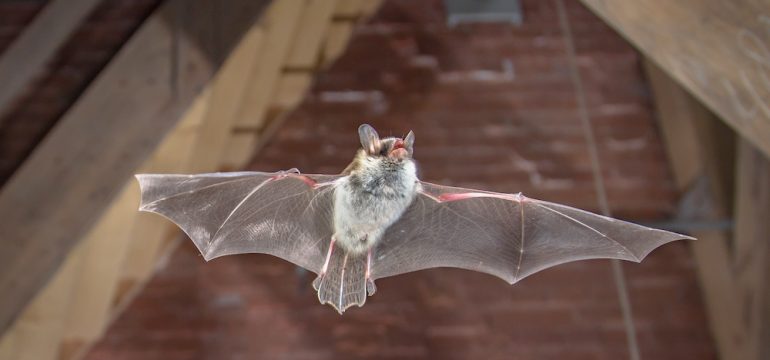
[86,1,717,359]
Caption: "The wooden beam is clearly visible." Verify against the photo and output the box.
[117,94,210,290]
[0,0,103,123]
[188,23,266,172]
[644,62,703,190]
[57,184,139,358]
[273,73,313,109]
[57,12,271,358]
[321,21,354,67]
[733,139,770,360]
[580,0,770,160]
[57,97,207,360]
[645,59,749,360]
[0,0,269,336]
[360,0,383,17]
[233,0,304,128]
[0,245,83,360]
[285,0,338,69]
[114,0,273,327]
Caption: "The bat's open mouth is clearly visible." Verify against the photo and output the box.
[389,139,408,159]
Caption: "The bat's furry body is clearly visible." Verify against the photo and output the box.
[136,124,694,314]
[334,149,418,254]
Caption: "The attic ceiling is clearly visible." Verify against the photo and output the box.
[4,0,767,358]
[83,1,715,359]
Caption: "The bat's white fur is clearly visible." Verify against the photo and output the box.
[333,147,418,254]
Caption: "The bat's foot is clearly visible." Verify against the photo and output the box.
[366,278,377,296]
[312,275,323,291]
[365,248,376,295]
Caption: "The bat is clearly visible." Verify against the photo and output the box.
[136,124,693,313]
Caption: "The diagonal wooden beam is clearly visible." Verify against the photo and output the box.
[580,0,770,161]
[232,0,304,129]
[733,139,770,360]
[0,245,83,360]
[285,0,338,69]
[56,184,139,359]
[0,0,103,124]
[0,0,270,336]
[645,59,750,360]
[115,97,211,293]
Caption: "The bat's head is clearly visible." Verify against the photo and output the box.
[358,124,415,161]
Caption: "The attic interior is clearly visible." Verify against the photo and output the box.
[0,0,767,359]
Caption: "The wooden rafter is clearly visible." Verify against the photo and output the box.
[580,0,770,160]
[646,59,770,360]
[0,0,383,358]
[0,0,269,337]
[0,0,103,123]
[733,140,770,360]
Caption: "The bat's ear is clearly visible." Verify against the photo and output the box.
[404,130,415,154]
[358,124,381,155]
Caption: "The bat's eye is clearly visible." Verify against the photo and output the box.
[379,147,388,156]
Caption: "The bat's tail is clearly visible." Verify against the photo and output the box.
[312,249,369,314]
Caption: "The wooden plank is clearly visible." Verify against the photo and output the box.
[61,18,268,348]
[334,0,363,18]
[233,0,305,128]
[58,184,139,355]
[321,21,353,67]
[644,61,703,190]
[0,0,270,336]
[58,99,207,360]
[360,0,383,17]
[220,131,259,170]
[0,0,102,123]
[188,24,266,172]
[285,0,338,69]
[645,59,749,360]
[117,5,268,307]
[221,73,313,170]
[733,139,770,360]
[0,329,14,360]
[118,96,209,289]
[0,5,200,337]
[579,0,770,160]
[273,72,313,109]
[0,245,83,360]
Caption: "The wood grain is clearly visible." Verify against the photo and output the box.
[733,139,770,360]
[233,0,305,128]
[0,0,269,336]
[580,0,770,159]
[0,0,102,123]
[646,59,749,360]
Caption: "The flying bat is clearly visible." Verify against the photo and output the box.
[136,124,693,313]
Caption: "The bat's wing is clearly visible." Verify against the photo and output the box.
[136,170,341,274]
[370,181,694,284]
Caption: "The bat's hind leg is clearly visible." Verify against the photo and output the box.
[365,249,376,296]
[312,236,336,291]
[312,238,370,313]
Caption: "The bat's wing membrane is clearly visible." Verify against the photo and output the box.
[371,181,693,284]
[136,171,340,274]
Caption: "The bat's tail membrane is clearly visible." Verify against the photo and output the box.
[312,248,368,314]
